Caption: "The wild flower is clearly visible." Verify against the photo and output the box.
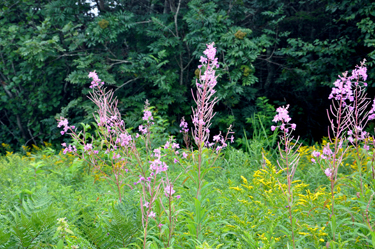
[325,168,332,178]
[179,117,189,133]
[148,211,156,218]
[164,184,175,196]
[272,104,300,249]
[191,43,219,148]
[317,60,375,242]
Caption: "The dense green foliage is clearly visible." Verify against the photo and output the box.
[1,0,375,149]
[1,134,375,248]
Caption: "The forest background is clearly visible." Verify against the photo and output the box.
[1,0,375,151]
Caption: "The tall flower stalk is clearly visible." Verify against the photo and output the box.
[346,60,371,196]
[186,42,233,241]
[191,43,219,198]
[272,105,300,249]
[311,61,371,242]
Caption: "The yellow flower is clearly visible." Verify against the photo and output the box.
[241,176,248,185]
[229,186,243,192]
[298,232,310,236]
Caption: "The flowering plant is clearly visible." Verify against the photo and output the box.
[57,71,191,248]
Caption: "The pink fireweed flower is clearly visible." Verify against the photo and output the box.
[176,195,181,199]
[174,158,178,164]
[172,143,180,149]
[350,62,368,82]
[364,144,370,150]
[311,158,316,163]
[164,141,170,149]
[57,117,70,134]
[143,202,149,208]
[138,125,147,135]
[158,223,163,228]
[179,117,189,133]
[199,56,207,64]
[149,155,168,174]
[112,153,120,159]
[63,144,77,155]
[57,118,69,128]
[328,75,353,103]
[323,144,333,156]
[191,42,219,148]
[182,152,188,159]
[117,133,132,147]
[165,185,175,196]
[273,105,291,123]
[148,211,156,218]
[143,110,153,122]
[230,135,235,143]
[88,71,104,89]
[312,151,321,158]
[213,134,221,142]
[271,126,276,131]
[325,168,332,178]
[203,43,217,61]
[153,148,161,158]
[84,143,93,151]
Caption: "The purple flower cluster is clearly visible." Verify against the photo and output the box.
[328,62,367,105]
[138,102,154,135]
[328,74,354,103]
[57,117,75,135]
[164,184,175,197]
[88,71,104,89]
[271,105,296,132]
[143,110,153,123]
[325,168,332,178]
[347,127,368,144]
[311,144,337,179]
[179,117,189,133]
[116,133,132,147]
[61,143,77,154]
[149,149,168,175]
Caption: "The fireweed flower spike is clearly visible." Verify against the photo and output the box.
[323,60,372,242]
[272,104,301,249]
[191,42,219,148]
[179,116,190,149]
[188,43,234,240]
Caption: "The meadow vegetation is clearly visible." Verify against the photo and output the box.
[1,44,375,249]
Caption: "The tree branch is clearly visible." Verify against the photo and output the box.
[114,78,139,92]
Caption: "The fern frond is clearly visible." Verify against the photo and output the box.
[6,186,57,248]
